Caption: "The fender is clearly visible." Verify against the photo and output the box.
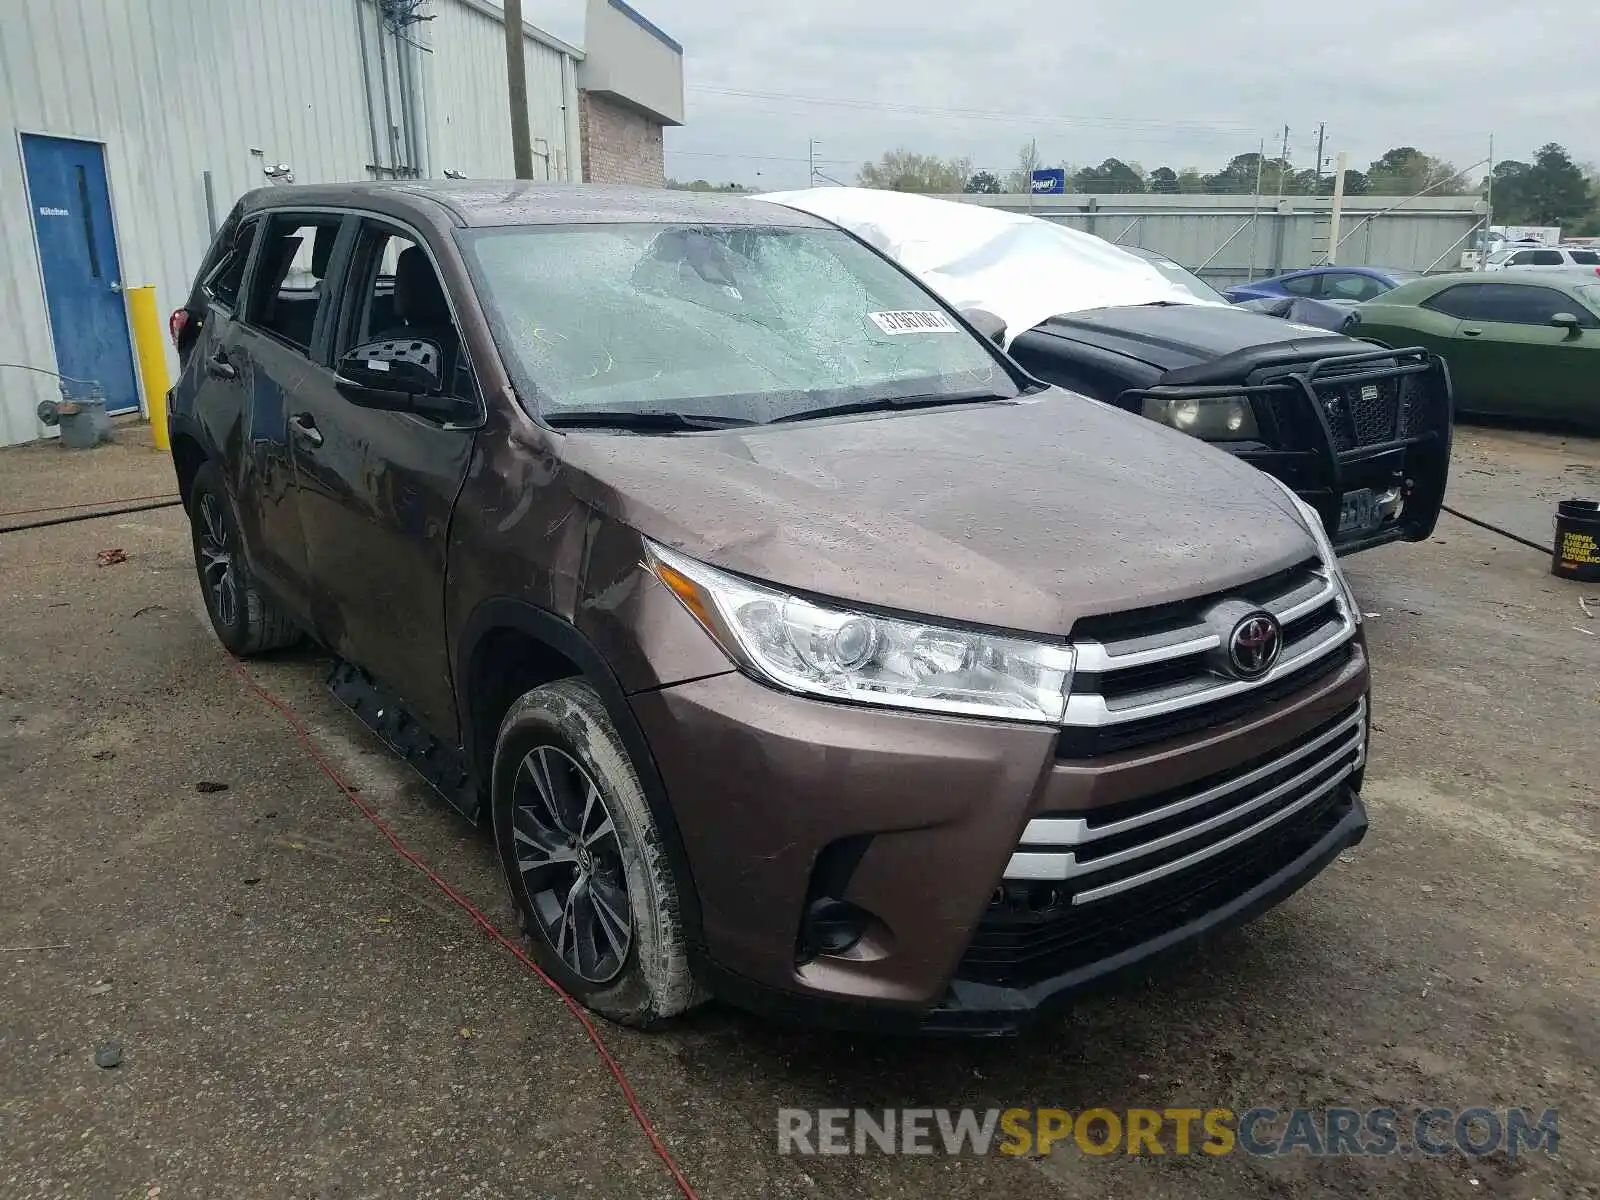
[454,596,706,952]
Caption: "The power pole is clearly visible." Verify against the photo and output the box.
[1328,151,1348,264]
[808,138,818,187]
[1274,124,1290,201]
[1314,122,1326,194]
[504,0,534,179]
[1247,136,1265,281]
[1482,133,1494,271]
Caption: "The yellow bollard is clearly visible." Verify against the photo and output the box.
[126,285,172,452]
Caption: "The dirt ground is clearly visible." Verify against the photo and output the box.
[1,421,1596,1200]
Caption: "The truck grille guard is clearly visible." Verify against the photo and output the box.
[1119,346,1453,553]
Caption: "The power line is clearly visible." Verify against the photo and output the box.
[669,149,855,164]
[686,84,1259,134]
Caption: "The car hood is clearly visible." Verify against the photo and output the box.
[1038,304,1361,374]
[558,391,1318,638]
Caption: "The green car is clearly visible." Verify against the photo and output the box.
[1350,269,1600,427]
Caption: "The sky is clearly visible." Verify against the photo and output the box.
[527,0,1600,191]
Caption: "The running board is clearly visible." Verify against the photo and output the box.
[327,660,481,822]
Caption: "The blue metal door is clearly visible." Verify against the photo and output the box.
[21,135,140,413]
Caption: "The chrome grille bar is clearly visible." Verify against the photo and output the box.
[1019,700,1366,850]
[1063,607,1354,727]
[1005,703,1366,887]
[1072,758,1359,905]
[1070,568,1341,677]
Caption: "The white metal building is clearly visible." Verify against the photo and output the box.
[0,0,684,447]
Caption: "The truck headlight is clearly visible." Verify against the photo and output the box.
[1141,395,1260,440]
[646,541,1074,723]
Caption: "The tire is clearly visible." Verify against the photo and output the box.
[491,679,698,1027]
[188,462,301,655]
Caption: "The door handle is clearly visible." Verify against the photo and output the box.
[289,413,324,448]
[1461,326,1483,337]
[206,352,237,380]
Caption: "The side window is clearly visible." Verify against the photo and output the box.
[1478,284,1597,327]
[1507,250,1537,265]
[242,214,344,355]
[1323,273,1385,301]
[1529,250,1564,266]
[1421,284,1486,320]
[1569,249,1599,265]
[337,222,475,401]
[205,217,261,310]
[1279,274,1317,296]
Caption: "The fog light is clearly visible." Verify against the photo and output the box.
[802,898,871,956]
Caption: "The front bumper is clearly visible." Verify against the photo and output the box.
[629,639,1368,1030]
[707,789,1367,1036]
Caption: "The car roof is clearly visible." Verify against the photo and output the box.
[1378,269,1592,302]
[1271,265,1393,280]
[1433,267,1588,282]
[237,181,825,229]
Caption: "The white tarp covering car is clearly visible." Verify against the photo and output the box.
[758,187,1219,347]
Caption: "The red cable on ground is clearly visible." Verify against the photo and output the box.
[0,491,178,519]
[229,659,700,1200]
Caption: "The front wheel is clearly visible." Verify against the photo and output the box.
[491,679,699,1027]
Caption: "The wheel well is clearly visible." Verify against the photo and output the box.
[171,434,208,510]
[466,627,583,784]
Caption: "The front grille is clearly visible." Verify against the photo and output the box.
[1060,559,1357,758]
[957,701,1365,988]
[1314,368,1432,451]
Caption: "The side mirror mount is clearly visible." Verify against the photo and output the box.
[337,338,444,397]
[1549,312,1583,338]
[961,307,1007,347]
[335,338,471,420]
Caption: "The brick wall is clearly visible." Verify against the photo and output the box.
[578,91,665,186]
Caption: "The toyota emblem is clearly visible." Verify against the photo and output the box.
[1228,612,1282,679]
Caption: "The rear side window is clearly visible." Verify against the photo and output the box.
[1322,272,1386,301]
[243,214,344,354]
[205,217,260,310]
[1279,274,1317,296]
[1421,284,1486,319]
[1568,249,1599,265]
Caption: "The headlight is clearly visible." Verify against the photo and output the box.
[1141,395,1259,440]
[1268,479,1362,625]
[646,541,1074,723]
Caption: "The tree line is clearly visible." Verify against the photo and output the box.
[855,142,1600,234]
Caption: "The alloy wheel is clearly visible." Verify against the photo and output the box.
[511,745,632,984]
[197,492,238,629]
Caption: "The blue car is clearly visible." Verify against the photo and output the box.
[1224,265,1421,304]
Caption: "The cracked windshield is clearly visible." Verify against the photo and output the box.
[463,223,1012,422]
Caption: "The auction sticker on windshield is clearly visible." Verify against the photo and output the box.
[867,310,960,335]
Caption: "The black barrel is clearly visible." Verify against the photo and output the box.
[1552,499,1600,582]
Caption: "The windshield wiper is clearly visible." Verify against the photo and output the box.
[543,409,757,432]
[770,389,1011,424]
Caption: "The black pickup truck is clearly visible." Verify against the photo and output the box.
[1004,303,1453,554]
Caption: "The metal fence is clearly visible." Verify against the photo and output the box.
[938,192,1488,288]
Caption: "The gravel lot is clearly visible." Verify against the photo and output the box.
[1,421,1596,1200]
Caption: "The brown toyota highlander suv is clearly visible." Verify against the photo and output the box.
[168,183,1370,1034]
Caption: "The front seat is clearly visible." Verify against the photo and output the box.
[373,246,461,391]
